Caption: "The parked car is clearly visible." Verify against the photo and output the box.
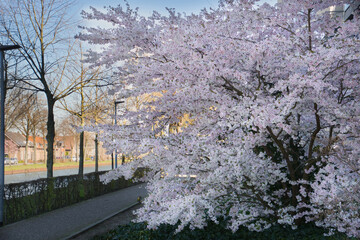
[71,156,78,162]
[4,157,18,165]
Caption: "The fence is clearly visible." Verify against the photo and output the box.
[4,169,143,224]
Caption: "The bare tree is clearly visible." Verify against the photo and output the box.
[0,0,91,177]
[59,49,110,175]
[0,45,33,131]
[4,86,34,131]
[86,81,112,172]
[14,94,37,164]
[30,103,47,163]
[57,115,78,136]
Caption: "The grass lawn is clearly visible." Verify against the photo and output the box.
[5,160,112,172]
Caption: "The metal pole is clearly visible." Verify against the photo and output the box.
[0,50,4,226]
[111,152,114,170]
[114,102,117,168]
[111,111,114,170]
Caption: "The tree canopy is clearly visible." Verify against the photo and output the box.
[79,0,360,237]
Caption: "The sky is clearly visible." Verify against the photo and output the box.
[72,0,278,20]
[74,0,217,16]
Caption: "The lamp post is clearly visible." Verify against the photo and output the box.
[114,100,124,168]
[0,45,21,226]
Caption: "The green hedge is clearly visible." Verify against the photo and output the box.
[93,221,355,240]
[4,169,145,224]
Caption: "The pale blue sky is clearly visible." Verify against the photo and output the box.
[72,0,277,19]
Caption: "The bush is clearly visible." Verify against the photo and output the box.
[94,221,355,240]
[4,170,143,224]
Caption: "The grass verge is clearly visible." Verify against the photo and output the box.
[5,160,112,173]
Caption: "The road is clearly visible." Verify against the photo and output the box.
[5,165,112,184]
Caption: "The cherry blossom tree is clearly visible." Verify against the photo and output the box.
[79,0,360,237]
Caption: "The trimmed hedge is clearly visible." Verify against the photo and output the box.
[93,221,355,240]
[4,169,145,224]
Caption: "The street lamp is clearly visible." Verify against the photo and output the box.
[114,100,124,168]
[0,45,21,226]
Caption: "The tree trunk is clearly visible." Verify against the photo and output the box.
[78,82,85,176]
[24,135,29,165]
[76,135,78,162]
[46,99,55,178]
[95,133,99,172]
[4,60,7,99]
[78,131,84,176]
[43,134,46,164]
[33,129,37,163]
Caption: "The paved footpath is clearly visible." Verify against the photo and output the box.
[0,183,147,240]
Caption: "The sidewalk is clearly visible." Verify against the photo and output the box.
[0,183,147,240]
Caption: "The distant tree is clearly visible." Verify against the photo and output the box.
[59,44,110,175]
[57,115,79,161]
[4,86,34,132]
[30,102,47,163]
[14,94,36,164]
[57,115,78,137]
[86,82,112,172]
[13,94,46,164]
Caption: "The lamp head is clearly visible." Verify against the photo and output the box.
[0,45,21,51]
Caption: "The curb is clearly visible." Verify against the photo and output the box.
[63,201,141,240]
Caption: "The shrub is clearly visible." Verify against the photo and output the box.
[94,221,354,240]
